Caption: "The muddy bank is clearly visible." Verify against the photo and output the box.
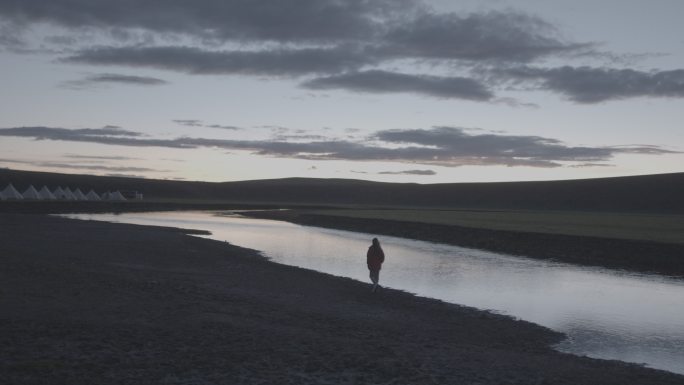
[243,210,684,278]
[1,214,681,384]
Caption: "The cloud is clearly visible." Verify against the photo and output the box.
[206,124,239,130]
[1,125,678,169]
[63,154,140,161]
[0,21,24,50]
[60,73,168,89]
[495,66,684,103]
[104,173,147,178]
[568,163,614,168]
[1,1,580,62]
[64,45,374,76]
[0,158,163,173]
[173,119,203,127]
[0,126,191,148]
[379,169,436,175]
[36,163,162,173]
[173,119,239,130]
[375,126,619,163]
[303,70,493,100]
[7,0,684,105]
[380,11,588,62]
[1,126,142,138]
[0,0,407,42]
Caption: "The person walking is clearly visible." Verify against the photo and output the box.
[367,238,385,292]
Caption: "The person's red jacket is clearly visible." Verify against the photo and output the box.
[367,245,385,271]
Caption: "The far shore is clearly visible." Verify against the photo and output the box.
[1,213,682,384]
[242,210,684,278]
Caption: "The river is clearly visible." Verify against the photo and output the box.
[62,211,684,375]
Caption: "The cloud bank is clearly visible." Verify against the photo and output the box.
[302,70,493,101]
[494,66,684,103]
[64,46,373,76]
[10,0,677,103]
[0,125,677,168]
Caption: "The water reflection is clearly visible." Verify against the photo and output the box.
[62,211,684,375]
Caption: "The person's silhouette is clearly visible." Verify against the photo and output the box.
[366,238,385,292]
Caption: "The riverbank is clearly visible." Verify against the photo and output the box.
[1,213,681,384]
[242,210,684,278]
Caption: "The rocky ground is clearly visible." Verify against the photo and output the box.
[1,213,682,384]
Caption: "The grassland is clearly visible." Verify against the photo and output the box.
[309,209,684,244]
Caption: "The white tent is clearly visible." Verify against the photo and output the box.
[73,188,87,201]
[22,185,42,200]
[38,186,56,200]
[63,187,77,200]
[1,183,23,200]
[109,191,127,201]
[53,186,67,200]
[86,190,101,201]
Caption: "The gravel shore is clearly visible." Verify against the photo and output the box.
[1,214,682,384]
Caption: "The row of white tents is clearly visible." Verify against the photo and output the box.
[0,183,128,201]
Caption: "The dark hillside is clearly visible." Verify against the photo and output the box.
[1,168,683,213]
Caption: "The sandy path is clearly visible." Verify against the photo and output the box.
[1,214,681,384]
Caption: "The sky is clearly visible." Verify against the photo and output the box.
[0,0,683,183]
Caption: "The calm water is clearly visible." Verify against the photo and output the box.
[63,211,684,375]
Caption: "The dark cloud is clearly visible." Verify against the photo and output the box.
[104,173,147,178]
[21,0,681,105]
[63,154,140,161]
[568,163,614,168]
[375,126,614,162]
[173,119,239,130]
[0,126,677,168]
[0,158,162,173]
[380,11,587,62]
[379,169,436,175]
[0,0,408,42]
[206,124,239,130]
[61,73,168,89]
[173,119,203,127]
[85,73,167,85]
[1,126,142,138]
[1,1,579,62]
[0,126,191,148]
[496,66,684,103]
[0,22,24,49]
[36,163,162,173]
[7,0,684,104]
[372,126,679,166]
[273,134,330,141]
[64,46,373,76]
[303,70,493,100]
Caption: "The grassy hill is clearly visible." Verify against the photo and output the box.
[1,168,684,213]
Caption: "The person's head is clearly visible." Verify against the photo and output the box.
[372,238,380,247]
